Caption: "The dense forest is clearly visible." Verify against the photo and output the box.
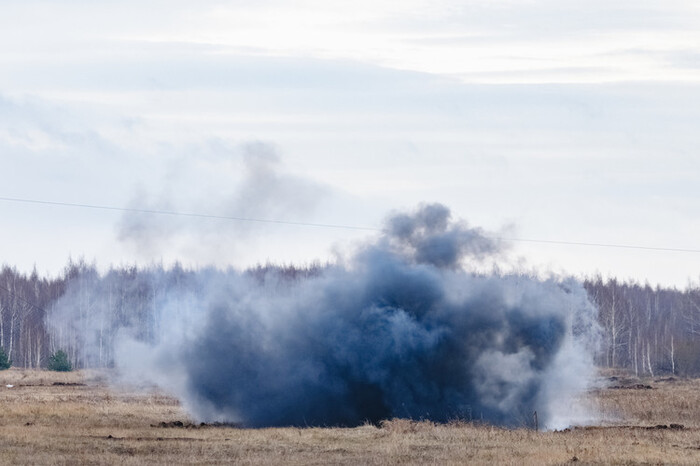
[1,259,699,376]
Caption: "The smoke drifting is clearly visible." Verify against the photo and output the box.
[116,142,328,264]
[50,204,600,429]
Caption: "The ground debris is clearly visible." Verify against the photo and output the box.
[560,424,687,432]
[608,383,653,390]
[102,434,203,442]
[152,420,240,429]
[655,377,679,383]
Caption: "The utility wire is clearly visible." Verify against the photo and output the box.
[495,237,700,254]
[1,195,699,254]
[0,196,379,232]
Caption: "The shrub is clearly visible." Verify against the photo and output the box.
[0,347,10,370]
[47,350,72,372]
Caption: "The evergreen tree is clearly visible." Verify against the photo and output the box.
[0,347,10,370]
[47,350,72,372]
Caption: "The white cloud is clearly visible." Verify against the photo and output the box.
[5,1,700,83]
[1,1,700,284]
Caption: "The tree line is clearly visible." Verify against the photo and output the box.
[1,259,699,376]
[584,276,700,376]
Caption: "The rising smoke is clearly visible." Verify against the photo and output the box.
[49,203,600,429]
[116,142,328,264]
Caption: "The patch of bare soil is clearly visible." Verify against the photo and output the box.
[557,424,686,433]
[153,420,241,429]
[608,383,654,390]
[655,377,679,383]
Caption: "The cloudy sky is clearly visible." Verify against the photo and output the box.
[2,0,700,285]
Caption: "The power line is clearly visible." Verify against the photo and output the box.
[495,237,700,254]
[0,196,379,232]
[1,195,699,254]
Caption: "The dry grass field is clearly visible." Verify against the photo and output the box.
[1,369,700,465]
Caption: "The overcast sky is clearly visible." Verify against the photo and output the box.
[1,0,700,286]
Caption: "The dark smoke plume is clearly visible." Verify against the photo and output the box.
[53,204,600,429]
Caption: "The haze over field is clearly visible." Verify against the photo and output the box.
[1,1,700,286]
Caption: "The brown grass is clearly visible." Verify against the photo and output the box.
[1,368,700,464]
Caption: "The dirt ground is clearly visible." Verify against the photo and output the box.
[1,368,700,465]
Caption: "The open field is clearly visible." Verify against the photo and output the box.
[1,370,700,464]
